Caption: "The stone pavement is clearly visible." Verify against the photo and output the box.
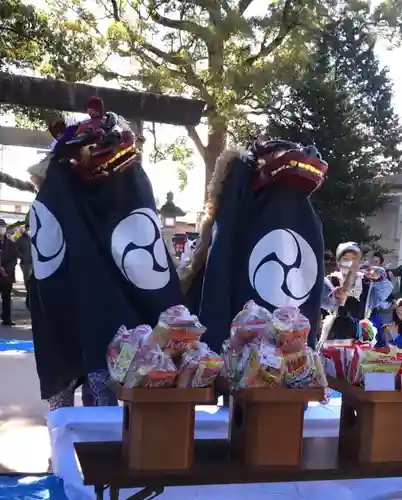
[0,284,54,473]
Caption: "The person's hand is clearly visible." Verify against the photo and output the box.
[388,323,399,335]
[0,266,7,277]
[333,286,347,304]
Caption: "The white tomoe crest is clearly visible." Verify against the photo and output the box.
[30,200,66,280]
[111,208,170,290]
[248,228,318,308]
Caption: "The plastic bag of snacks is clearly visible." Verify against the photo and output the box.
[107,324,152,383]
[152,305,206,358]
[177,342,223,388]
[229,300,274,349]
[124,342,177,388]
[284,348,315,388]
[228,341,284,389]
[284,348,328,389]
[272,306,310,354]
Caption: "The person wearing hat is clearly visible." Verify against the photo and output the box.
[0,219,18,326]
[321,242,366,340]
[321,241,393,341]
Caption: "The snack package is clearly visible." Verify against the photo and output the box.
[320,342,358,379]
[230,300,274,349]
[361,363,400,377]
[348,345,402,385]
[107,324,152,383]
[235,341,284,389]
[284,348,315,388]
[124,342,177,388]
[273,307,310,354]
[177,342,223,388]
[152,305,206,357]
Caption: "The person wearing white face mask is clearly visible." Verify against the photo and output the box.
[0,219,18,326]
[320,241,393,342]
[321,242,366,340]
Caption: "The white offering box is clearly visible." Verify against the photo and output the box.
[364,372,396,391]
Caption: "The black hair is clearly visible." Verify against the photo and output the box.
[373,251,384,265]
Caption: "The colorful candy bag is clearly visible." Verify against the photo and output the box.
[229,300,274,349]
[272,306,310,354]
[177,342,223,388]
[124,342,177,388]
[284,348,328,389]
[224,341,284,389]
[284,348,315,388]
[152,305,206,357]
[107,324,152,383]
[107,305,222,390]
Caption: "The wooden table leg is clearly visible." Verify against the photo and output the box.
[110,486,120,500]
[94,485,104,500]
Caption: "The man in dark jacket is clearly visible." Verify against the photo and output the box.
[0,219,18,325]
[15,226,32,310]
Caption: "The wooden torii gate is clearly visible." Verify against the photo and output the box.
[0,72,205,149]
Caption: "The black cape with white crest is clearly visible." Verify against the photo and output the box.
[186,155,324,354]
[30,158,183,399]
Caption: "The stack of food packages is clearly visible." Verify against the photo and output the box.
[107,305,223,388]
[321,340,402,388]
[221,300,328,397]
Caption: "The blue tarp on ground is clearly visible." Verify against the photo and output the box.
[0,339,34,353]
[0,475,67,499]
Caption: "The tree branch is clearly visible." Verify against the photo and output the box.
[238,0,254,15]
[148,0,212,41]
[146,122,166,162]
[109,0,120,21]
[134,37,214,105]
[186,125,206,161]
[245,0,298,65]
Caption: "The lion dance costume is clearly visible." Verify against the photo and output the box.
[29,99,182,406]
[180,135,328,352]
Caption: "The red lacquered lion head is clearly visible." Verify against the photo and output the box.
[249,135,328,196]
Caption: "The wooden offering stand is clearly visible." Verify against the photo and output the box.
[112,382,215,471]
[328,376,402,463]
[230,387,324,467]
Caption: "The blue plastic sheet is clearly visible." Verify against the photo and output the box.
[0,339,34,353]
[0,475,67,499]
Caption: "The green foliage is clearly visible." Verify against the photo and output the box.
[4,0,402,199]
[0,0,50,70]
[39,0,402,195]
[266,13,402,251]
[1,0,101,78]
[0,0,104,126]
[46,0,343,177]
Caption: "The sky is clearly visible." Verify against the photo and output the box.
[1,2,402,215]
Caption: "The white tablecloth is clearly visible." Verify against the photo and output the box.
[47,401,402,500]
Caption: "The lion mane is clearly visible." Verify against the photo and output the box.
[179,148,242,293]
